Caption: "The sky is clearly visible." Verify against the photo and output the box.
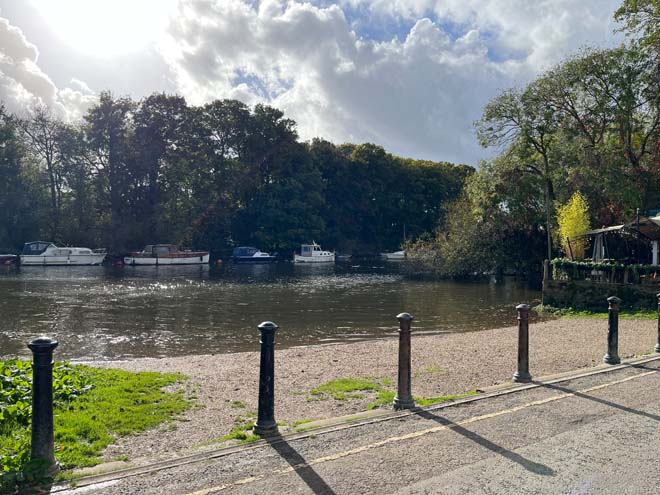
[0,0,623,166]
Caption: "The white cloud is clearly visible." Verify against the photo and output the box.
[160,0,622,165]
[0,15,96,121]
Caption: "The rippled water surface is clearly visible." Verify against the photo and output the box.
[0,262,540,360]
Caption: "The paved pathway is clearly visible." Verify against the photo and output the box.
[52,357,660,494]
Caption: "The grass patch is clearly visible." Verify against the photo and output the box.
[415,391,478,406]
[366,390,396,410]
[534,304,656,319]
[291,419,314,427]
[309,378,382,401]
[216,413,260,444]
[0,360,191,491]
[229,400,246,409]
[366,390,478,410]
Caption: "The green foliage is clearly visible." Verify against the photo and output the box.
[307,377,478,412]
[0,98,471,257]
[415,391,478,407]
[309,378,382,401]
[615,0,660,49]
[216,412,259,444]
[534,304,656,319]
[556,192,591,259]
[0,361,190,490]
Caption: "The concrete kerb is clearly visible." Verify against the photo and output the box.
[50,353,660,493]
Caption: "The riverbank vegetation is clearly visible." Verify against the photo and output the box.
[0,98,471,257]
[0,360,190,490]
[408,0,660,280]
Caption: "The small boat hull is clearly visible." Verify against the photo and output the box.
[381,251,406,260]
[233,256,277,264]
[293,253,335,263]
[20,254,106,266]
[124,254,210,265]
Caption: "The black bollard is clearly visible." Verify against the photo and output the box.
[253,321,279,437]
[27,337,60,476]
[656,293,660,353]
[513,304,532,383]
[393,313,415,410]
[603,296,621,365]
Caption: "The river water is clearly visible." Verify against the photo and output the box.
[0,261,540,361]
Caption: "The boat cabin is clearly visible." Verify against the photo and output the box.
[140,244,180,256]
[300,244,323,257]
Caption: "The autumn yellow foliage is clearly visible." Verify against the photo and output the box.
[557,192,591,260]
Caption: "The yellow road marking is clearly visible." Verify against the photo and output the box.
[186,370,658,495]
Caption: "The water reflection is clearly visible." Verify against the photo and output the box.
[0,262,540,361]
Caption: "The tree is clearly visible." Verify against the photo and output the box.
[0,105,41,249]
[615,0,660,50]
[83,92,135,250]
[476,81,561,261]
[16,104,67,240]
[556,192,591,260]
[132,93,191,242]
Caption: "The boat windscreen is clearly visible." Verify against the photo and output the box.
[233,247,258,256]
[22,242,52,255]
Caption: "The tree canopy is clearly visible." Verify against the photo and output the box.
[0,93,471,257]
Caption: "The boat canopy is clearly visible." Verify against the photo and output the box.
[233,246,259,257]
[22,242,55,255]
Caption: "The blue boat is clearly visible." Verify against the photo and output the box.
[231,246,277,263]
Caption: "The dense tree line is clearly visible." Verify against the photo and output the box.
[0,94,471,257]
[410,0,660,279]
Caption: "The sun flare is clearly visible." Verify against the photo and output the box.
[31,0,176,57]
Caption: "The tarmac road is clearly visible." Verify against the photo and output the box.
[53,357,660,495]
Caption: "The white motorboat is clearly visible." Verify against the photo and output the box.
[20,241,106,266]
[124,244,209,265]
[231,246,277,263]
[293,242,335,263]
[381,250,406,260]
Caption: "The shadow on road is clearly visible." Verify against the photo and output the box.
[535,380,660,423]
[414,409,555,476]
[265,435,337,495]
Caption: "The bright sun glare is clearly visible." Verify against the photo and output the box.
[32,0,176,57]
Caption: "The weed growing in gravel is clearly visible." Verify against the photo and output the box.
[308,378,382,401]
[415,391,478,406]
[217,412,260,444]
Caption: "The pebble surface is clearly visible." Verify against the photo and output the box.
[92,317,657,463]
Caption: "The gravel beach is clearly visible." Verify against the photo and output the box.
[95,317,657,463]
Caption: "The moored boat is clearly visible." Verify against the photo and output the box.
[124,245,209,265]
[231,246,277,263]
[20,242,106,266]
[380,250,406,260]
[293,242,335,263]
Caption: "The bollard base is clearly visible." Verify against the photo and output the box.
[253,420,279,438]
[393,395,415,410]
[655,343,660,353]
[603,354,621,365]
[512,371,532,383]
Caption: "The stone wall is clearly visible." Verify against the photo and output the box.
[543,280,660,310]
